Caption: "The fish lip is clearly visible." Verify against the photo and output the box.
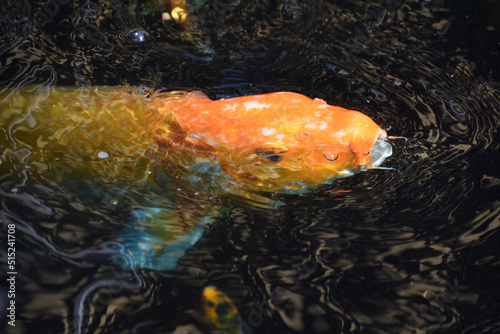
[370,137,393,166]
[377,129,388,141]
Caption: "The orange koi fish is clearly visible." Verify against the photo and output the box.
[0,86,392,270]
[201,286,243,334]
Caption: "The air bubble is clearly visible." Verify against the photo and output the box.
[97,151,109,159]
[128,29,150,43]
[449,102,466,116]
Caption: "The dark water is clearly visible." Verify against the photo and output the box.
[1,0,500,333]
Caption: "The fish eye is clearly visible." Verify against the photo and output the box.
[364,151,370,155]
[323,152,339,161]
[171,91,186,96]
[255,145,288,163]
[259,152,284,162]
[167,90,188,99]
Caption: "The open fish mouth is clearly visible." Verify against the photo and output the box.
[370,138,393,167]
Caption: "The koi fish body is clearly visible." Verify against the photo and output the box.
[0,86,392,270]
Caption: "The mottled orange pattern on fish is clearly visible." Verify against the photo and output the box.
[148,90,389,192]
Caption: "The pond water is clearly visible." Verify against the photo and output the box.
[1,0,500,333]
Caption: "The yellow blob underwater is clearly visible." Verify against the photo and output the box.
[201,286,242,334]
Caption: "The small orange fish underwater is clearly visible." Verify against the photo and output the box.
[201,286,244,334]
[0,86,393,270]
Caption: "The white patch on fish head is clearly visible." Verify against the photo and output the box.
[215,133,227,142]
[243,101,271,109]
[332,130,350,146]
[223,103,239,112]
[261,127,276,136]
[318,121,328,130]
[305,121,328,130]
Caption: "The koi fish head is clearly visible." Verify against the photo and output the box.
[152,91,392,192]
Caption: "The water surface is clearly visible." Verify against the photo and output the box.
[1,0,500,333]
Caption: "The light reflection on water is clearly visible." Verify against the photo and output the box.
[1,0,500,333]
